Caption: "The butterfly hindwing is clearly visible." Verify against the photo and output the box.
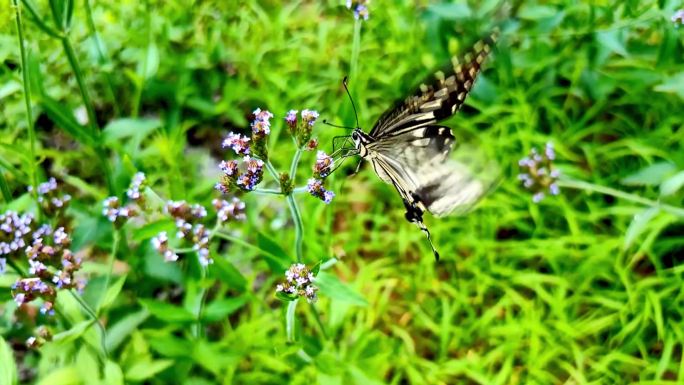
[370,32,497,138]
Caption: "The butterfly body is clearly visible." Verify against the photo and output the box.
[344,32,499,260]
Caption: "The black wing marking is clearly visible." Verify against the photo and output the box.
[369,125,495,217]
[370,31,498,138]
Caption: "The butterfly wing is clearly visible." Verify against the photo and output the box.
[369,32,497,138]
[368,125,495,217]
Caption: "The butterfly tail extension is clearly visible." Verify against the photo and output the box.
[403,199,440,261]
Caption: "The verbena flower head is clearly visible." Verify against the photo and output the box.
[126,172,146,201]
[673,9,684,26]
[151,231,179,262]
[346,0,370,20]
[313,151,334,179]
[518,142,560,203]
[251,108,273,137]
[213,198,246,222]
[0,211,34,262]
[275,263,319,303]
[222,132,251,156]
[305,138,319,151]
[28,178,71,216]
[307,178,335,204]
[285,110,298,135]
[287,108,320,147]
[12,224,83,317]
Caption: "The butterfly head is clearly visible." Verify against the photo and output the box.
[351,128,373,157]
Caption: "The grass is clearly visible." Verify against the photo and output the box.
[1,0,684,384]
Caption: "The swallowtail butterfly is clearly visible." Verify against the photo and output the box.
[332,31,499,261]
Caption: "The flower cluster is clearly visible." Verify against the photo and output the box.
[312,151,333,179]
[673,9,684,27]
[284,109,320,147]
[307,150,335,204]
[213,198,246,222]
[216,108,273,193]
[518,142,560,203]
[0,211,34,267]
[28,178,71,216]
[12,224,83,316]
[222,132,251,156]
[307,178,335,204]
[216,156,265,193]
[346,0,370,20]
[102,173,147,227]
[150,200,213,266]
[275,263,319,303]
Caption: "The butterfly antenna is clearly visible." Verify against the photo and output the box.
[342,76,361,129]
[323,120,355,130]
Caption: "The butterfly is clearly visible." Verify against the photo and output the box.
[329,31,499,261]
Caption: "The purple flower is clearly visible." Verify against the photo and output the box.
[301,109,319,127]
[307,178,335,204]
[251,108,274,136]
[518,141,560,203]
[285,110,298,131]
[126,172,146,201]
[313,151,334,178]
[222,132,251,155]
[0,258,5,275]
[213,198,246,222]
[276,263,318,303]
[673,9,684,26]
[346,1,370,20]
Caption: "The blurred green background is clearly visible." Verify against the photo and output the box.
[2,0,684,384]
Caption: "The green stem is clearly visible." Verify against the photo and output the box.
[0,171,11,203]
[83,0,120,116]
[264,160,280,182]
[253,188,283,195]
[286,194,304,263]
[557,179,684,218]
[310,304,328,339]
[61,35,115,194]
[96,229,119,312]
[286,299,298,342]
[69,290,108,359]
[61,36,98,135]
[7,258,26,276]
[12,0,39,202]
[289,149,302,181]
[192,266,207,339]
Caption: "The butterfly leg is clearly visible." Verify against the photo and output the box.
[403,198,440,261]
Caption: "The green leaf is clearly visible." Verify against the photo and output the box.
[620,162,676,186]
[623,207,660,250]
[138,299,195,323]
[202,296,248,322]
[256,232,291,273]
[52,320,95,344]
[21,0,62,38]
[103,361,125,385]
[38,95,96,147]
[131,219,175,243]
[105,310,150,352]
[425,3,472,19]
[75,347,99,383]
[596,30,628,57]
[210,258,247,292]
[36,367,82,385]
[654,72,684,100]
[124,359,173,382]
[100,275,127,310]
[660,170,684,197]
[0,336,17,385]
[315,272,368,306]
[102,118,161,147]
[275,291,297,302]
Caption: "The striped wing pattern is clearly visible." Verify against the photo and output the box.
[370,32,497,139]
[362,32,498,259]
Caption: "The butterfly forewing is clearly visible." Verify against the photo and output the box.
[370,32,498,138]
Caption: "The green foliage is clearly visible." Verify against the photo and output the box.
[1,0,684,384]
